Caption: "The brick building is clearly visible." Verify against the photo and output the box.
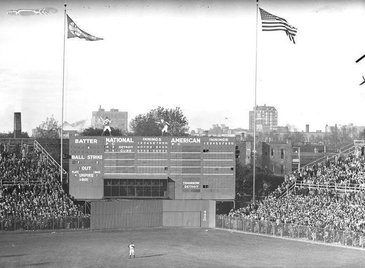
[261,141,292,175]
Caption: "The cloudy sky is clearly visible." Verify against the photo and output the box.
[0,0,364,134]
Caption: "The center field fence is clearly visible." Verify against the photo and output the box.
[0,216,90,231]
[216,215,365,249]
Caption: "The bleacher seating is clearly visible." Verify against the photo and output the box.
[0,140,83,229]
[230,148,365,234]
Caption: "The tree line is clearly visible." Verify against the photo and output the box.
[27,106,189,138]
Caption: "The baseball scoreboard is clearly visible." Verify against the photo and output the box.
[69,136,236,200]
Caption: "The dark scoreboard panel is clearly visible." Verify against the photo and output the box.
[69,136,235,200]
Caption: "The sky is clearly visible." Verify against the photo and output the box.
[0,0,365,134]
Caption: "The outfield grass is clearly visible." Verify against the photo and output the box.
[0,228,365,267]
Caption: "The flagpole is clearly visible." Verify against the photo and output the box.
[253,0,259,205]
[61,3,67,185]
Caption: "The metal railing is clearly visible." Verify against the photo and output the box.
[0,178,45,187]
[294,181,365,193]
[0,216,90,231]
[216,215,365,249]
[277,182,295,199]
[33,140,68,176]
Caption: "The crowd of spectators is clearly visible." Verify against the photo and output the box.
[230,150,365,234]
[270,151,365,198]
[231,188,365,233]
[0,143,57,185]
[0,182,81,221]
[0,142,83,229]
[290,153,365,187]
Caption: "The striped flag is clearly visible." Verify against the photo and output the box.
[259,8,297,44]
[67,15,103,41]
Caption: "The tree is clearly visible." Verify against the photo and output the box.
[235,163,283,207]
[130,106,189,136]
[235,163,263,203]
[80,127,127,136]
[32,116,61,139]
[0,132,29,138]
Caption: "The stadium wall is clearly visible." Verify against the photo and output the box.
[162,200,215,228]
[91,199,163,229]
[90,199,215,229]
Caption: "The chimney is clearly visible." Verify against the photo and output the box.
[306,124,309,133]
[14,112,21,138]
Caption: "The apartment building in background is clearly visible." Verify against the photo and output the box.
[249,105,278,133]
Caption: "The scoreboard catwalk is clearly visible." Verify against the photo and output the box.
[69,136,235,200]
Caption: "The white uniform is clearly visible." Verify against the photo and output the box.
[128,243,135,258]
[161,120,169,136]
[102,118,112,135]
[162,124,169,133]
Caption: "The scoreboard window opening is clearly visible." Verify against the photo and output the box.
[104,179,167,198]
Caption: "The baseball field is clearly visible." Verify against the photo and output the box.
[1,227,365,268]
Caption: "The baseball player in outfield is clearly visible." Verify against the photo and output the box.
[128,242,135,259]
[102,117,112,136]
[160,119,169,136]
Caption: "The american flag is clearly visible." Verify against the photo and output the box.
[259,8,297,44]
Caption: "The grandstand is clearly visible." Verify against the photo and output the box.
[224,140,365,248]
[0,138,88,231]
